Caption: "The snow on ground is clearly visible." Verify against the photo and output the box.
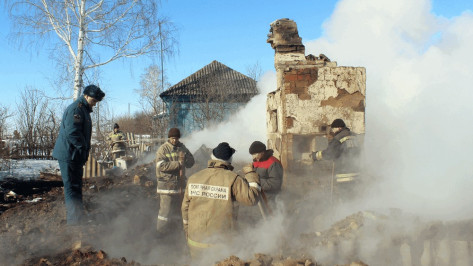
[0,159,59,180]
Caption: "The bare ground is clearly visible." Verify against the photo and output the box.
[7,161,464,265]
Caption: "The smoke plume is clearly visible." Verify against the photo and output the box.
[181,71,277,162]
[304,0,473,220]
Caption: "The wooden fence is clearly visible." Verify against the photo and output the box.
[8,144,54,160]
[0,134,164,178]
[83,153,107,178]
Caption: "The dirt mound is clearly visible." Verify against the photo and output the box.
[22,248,139,266]
[0,162,160,265]
[2,160,377,265]
[8,160,457,265]
[216,254,316,266]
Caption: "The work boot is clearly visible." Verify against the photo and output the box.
[69,226,83,250]
[80,213,95,225]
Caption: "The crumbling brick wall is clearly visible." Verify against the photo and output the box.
[266,18,366,177]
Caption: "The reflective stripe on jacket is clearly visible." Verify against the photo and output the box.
[314,127,360,175]
[155,141,195,193]
[107,130,126,152]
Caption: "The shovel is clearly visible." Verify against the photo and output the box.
[257,189,273,221]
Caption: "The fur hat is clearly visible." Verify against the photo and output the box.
[330,119,346,128]
[249,141,266,154]
[83,85,105,101]
[212,142,235,161]
[168,128,181,138]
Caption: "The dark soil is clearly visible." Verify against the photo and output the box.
[0,163,172,265]
[0,162,323,265]
[0,160,381,265]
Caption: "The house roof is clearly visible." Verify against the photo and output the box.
[160,60,258,102]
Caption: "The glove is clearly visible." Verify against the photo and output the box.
[310,151,318,161]
[242,163,255,174]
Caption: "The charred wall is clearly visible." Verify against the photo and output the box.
[266,18,366,179]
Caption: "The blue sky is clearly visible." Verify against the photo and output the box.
[0,0,472,118]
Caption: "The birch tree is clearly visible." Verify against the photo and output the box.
[135,64,169,137]
[0,105,12,139]
[6,0,178,100]
[137,64,168,117]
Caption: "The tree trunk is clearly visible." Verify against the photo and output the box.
[73,0,87,101]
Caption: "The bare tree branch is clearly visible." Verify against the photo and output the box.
[6,0,178,100]
[135,64,169,138]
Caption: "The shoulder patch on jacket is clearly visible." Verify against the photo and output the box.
[73,114,81,124]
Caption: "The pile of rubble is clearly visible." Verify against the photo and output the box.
[6,160,473,265]
[22,248,139,266]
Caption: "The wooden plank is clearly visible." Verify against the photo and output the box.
[91,156,97,178]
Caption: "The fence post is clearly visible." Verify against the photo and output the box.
[91,155,97,177]
[83,153,91,178]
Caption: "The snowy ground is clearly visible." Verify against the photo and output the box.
[0,159,59,180]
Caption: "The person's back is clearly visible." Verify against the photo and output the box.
[311,119,361,203]
[312,119,360,176]
[335,128,360,175]
[182,142,260,261]
[185,160,240,243]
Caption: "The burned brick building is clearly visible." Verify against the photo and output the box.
[266,19,366,180]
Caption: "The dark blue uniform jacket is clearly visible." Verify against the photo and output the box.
[52,96,92,165]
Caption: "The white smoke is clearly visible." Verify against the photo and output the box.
[181,71,277,162]
[304,0,473,220]
[159,0,473,263]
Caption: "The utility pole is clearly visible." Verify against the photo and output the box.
[158,22,165,139]
[159,22,165,92]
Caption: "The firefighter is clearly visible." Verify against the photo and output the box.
[182,142,261,262]
[155,127,194,236]
[107,123,127,160]
[53,85,105,225]
[248,140,283,208]
[310,119,361,198]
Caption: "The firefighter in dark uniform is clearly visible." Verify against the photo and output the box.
[248,140,283,208]
[53,85,105,225]
[311,119,361,200]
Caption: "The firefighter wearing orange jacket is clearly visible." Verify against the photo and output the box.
[181,142,261,261]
